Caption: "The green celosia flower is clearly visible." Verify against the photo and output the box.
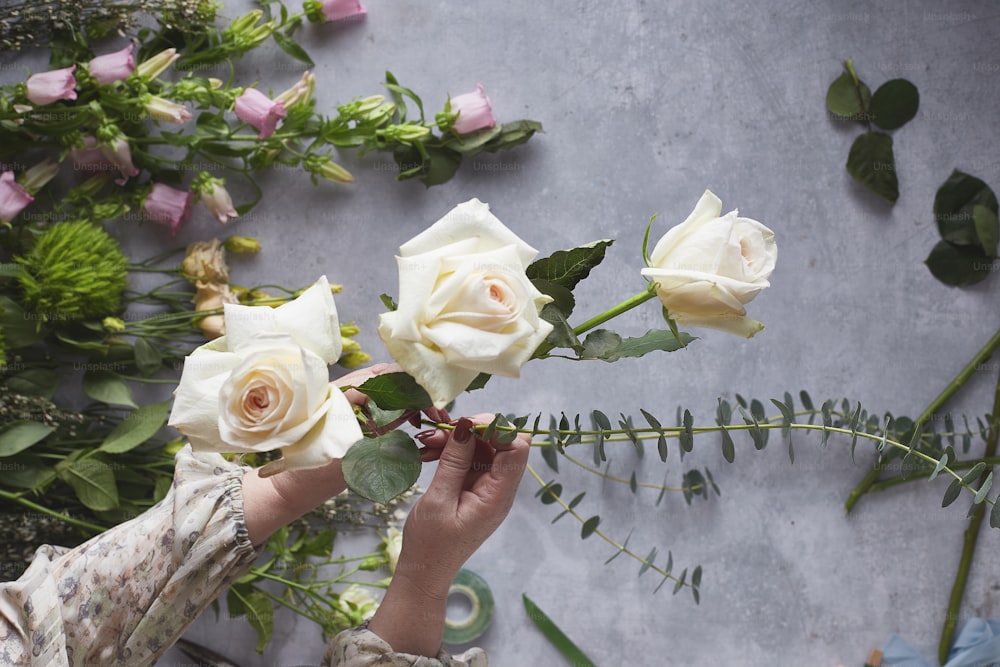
[16,221,128,322]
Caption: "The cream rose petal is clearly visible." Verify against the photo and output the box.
[224,275,342,363]
[264,384,364,472]
[167,342,242,451]
[217,334,332,449]
[400,198,539,265]
[648,189,723,267]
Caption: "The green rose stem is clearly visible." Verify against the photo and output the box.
[0,488,106,534]
[845,327,1000,513]
[571,289,656,337]
[938,366,1000,664]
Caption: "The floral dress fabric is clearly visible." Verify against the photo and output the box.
[0,445,487,667]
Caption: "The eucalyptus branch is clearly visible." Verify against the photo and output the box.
[939,365,1000,662]
[846,326,1000,513]
[526,463,701,598]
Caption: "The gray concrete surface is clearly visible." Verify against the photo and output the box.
[6,0,1000,665]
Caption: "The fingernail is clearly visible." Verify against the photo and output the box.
[414,430,436,442]
[453,418,473,444]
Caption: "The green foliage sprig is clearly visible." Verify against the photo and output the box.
[827,59,919,204]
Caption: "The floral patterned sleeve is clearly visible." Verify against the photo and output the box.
[324,623,489,667]
[0,444,261,667]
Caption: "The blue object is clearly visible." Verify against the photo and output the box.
[882,619,1000,667]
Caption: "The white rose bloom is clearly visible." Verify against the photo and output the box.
[168,276,363,475]
[378,198,553,408]
[383,526,403,574]
[641,189,777,338]
[337,584,378,622]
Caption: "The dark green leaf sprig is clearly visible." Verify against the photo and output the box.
[925,170,999,286]
[826,59,919,204]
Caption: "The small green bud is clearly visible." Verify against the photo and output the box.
[102,316,126,332]
[223,236,262,254]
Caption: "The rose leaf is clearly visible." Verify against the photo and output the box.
[974,205,999,258]
[526,240,614,292]
[359,372,432,410]
[933,170,999,250]
[82,370,138,408]
[342,432,422,505]
[869,78,919,130]
[925,240,993,287]
[826,71,871,121]
[846,131,899,204]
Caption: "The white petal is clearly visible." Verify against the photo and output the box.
[224,276,342,364]
[400,199,539,267]
[266,385,364,471]
[648,189,724,267]
[379,317,479,408]
[168,345,240,451]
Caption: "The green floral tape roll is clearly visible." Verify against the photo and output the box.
[443,569,494,644]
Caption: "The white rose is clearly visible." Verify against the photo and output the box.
[168,276,363,475]
[336,584,378,622]
[640,189,777,338]
[378,198,554,408]
[383,526,403,574]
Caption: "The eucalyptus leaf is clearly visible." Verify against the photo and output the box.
[0,420,55,457]
[580,515,600,539]
[82,371,137,408]
[342,432,422,504]
[925,240,992,287]
[870,78,919,130]
[99,400,171,454]
[846,132,899,204]
[991,495,1000,529]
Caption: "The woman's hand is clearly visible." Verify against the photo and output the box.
[367,414,530,656]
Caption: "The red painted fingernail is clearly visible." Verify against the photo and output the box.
[452,418,473,444]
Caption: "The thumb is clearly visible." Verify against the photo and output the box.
[428,418,476,498]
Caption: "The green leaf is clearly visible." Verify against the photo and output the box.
[523,594,597,667]
[691,565,703,604]
[526,240,614,292]
[480,120,543,152]
[0,420,54,456]
[580,330,622,360]
[379,293,398,311]
[613,329,696,359]
[99,400,171,453]
[942,478,963,508]
[243,589,275,654]
[975,472,993,504]
[536,481,562,505]
[4,369,60,398]
[358,372,432,410]
[720,428,735,464]
[869,79,919,130]
[0,460,56,489]
[531,279,575,317]
[974,205,999,257]
[82,371,137,408]
[417,145,463,187]
[272,30,315,67]
[0,296,42,348]
[537,303,581,353]
[846,132,899,204]
[56,456,119,511]
[580,515,600,539]
[826,71,871,120]
[991,494,1000,529]
[443,124,503,155]
[929,450,950,482]
[0,262,26,279]
[925,240,992,287]
[673,568,688,595]
[133,337,163,377]
[934,170,999,249]
[342,432,422,504]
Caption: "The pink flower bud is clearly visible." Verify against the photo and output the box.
[71,136,140,185]
[143,183,194,236]
[25,66,78,106]
[450,84,496,135]
[320,0,367,22]
[0,171,34,222]
[88,43,135,86]
[234,88,287,139]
